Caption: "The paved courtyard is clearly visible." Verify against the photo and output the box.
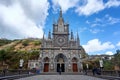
[16,75,106,80]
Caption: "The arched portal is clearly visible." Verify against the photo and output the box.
[43,57,49,72]
[55,54,67,72]
[72,57,78,72]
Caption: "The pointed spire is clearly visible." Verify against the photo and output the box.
[58,7,64,25]
[77,32,80,46]
[60,7,62,17]
[53,16,56,24]
[48,30,51,39]
[43,32,45,40]
[42,33,45,47]
[71,30,74,40]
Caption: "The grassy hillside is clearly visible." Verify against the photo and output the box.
[0,38,41,69]
[0,39,12,46]
[0,38,41,51]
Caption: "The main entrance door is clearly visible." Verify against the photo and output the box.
[55,54,67,72]
[57,63,65,72]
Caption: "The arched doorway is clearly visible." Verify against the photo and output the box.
[55,54,67,72]
[72,57,78,72]
[43,57,49,72]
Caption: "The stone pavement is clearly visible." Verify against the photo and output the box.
[16,75,106,80]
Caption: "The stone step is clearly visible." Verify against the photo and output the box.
[39,72,83,75]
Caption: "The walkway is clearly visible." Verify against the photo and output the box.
[16,75,106,80]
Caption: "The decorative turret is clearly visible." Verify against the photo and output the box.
[71,30,74,40]
[48,30,51,39]
[42,33,45,47]
[77,32,80,46]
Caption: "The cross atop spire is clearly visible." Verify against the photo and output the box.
[60,7,62,17]
[58,7,64,25]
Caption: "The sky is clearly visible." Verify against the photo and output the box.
[0,0,120,55]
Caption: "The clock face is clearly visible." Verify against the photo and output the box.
[56,36,66,46]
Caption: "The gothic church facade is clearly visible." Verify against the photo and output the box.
[28,9,86,72]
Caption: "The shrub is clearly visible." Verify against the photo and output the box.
[22,40,29,46]
[34,40,41,45]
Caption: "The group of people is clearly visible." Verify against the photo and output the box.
[83,67,101,75]
[92,67,101,75]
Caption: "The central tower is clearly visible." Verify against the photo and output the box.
[53,9,69,47]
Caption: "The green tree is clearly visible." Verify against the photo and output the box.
[114,50,120,67]
[29,50,39,59]
[103,60,114,70]
[0,49,7,67]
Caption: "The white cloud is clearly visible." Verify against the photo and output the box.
[52,0,79,13]
[86,20,90,24]
[76,0,120,16]
[105,51,114,55]
[79,27,87,33]
[75,0,104,16]
[105,14,120,25]
[105,0,120,8]
[114,31,120,36]
[82,39,115,53]
[0,0,49,39]
[87,14,120,27]
[52,0,120,16]
[117,42,120,46]
[90,29,104,34]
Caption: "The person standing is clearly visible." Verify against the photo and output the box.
[92,67,97,76]
[59,67,61,75]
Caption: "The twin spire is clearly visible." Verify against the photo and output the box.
[70,30,80,45]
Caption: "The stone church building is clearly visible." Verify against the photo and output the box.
[28,9,87,72]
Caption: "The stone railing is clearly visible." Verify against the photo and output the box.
[86,70,120,79]
[0,69,37,77]
[102,70,120,76]
[86,70,120,76]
